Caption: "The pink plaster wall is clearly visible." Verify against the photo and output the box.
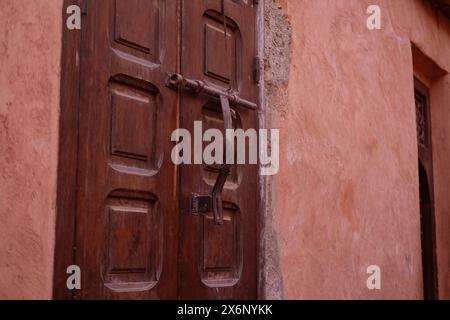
[269,0,450,299]
[0,0,62,299]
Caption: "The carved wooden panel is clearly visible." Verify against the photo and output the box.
[113,0,162,63]
[111,87,153,161]
[103,192,162,292]
[415,89,427,148]
[203,11,240,88]
[204,24,233,82]
[108,77,160,175]
[201,204,242,287]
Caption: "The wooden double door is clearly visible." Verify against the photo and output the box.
[55,0,259,300]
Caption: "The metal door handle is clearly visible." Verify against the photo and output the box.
[189,95,231,225]
[167,73,257,224]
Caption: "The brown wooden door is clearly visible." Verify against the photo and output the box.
[75,0,179,299]
[178,0,258,299]
[62,0,258,300]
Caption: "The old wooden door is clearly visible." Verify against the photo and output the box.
[56,0,258,300]
[73,0,179,299]
[178,0,259,299]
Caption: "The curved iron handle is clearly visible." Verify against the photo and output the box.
[210,95,233,224]
[189,95,233,225]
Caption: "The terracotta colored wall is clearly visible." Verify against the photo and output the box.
[0,0,62,299]
[0,0,449,300]
[264,0,450,299]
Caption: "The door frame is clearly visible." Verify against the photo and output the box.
[53,0,265,300]
[53,0,83,300]
[414,77,439,300]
